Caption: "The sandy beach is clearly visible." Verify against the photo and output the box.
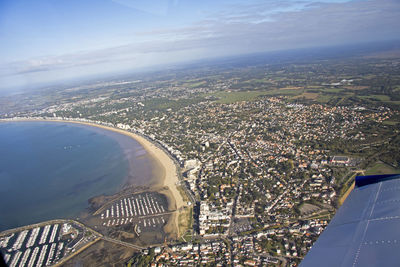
[66,120,186,238]
[2,118,185,238]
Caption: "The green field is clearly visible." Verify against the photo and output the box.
[385,101,400,106]
[315,94,335,103]
[212,91,270,103]
[382,120,399,126]
[393,86,400,92]
[244,78,271,84]
[358,94,391,101]
[211,89,317,104]
[321,88,345,93]
[184,81,207,88]
[208,85,397,108]
[365,162,400,176]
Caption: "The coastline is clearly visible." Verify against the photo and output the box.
[0,118,185,238]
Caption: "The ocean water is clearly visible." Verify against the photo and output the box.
[0,121,153,231]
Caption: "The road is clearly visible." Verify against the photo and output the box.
[101,236,145,250]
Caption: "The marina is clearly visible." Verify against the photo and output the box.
[98,192,170,232]
[0,221,98,267]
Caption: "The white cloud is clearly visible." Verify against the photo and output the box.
[1,0,399,89]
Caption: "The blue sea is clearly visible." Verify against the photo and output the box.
[0,121,153,231]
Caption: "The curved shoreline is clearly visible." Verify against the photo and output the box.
[0,118,185,238]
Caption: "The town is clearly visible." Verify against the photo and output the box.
[1,52,400,266]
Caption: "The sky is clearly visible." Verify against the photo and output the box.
[0,0,399,91]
